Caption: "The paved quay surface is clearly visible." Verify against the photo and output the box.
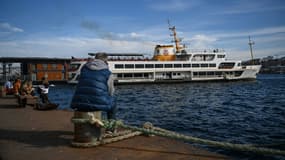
[0,96,228,160]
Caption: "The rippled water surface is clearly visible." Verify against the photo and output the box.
[49,74,285,160]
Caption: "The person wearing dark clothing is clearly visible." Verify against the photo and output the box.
[71,53,116,120]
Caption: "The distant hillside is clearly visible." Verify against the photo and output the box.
[243,56,285,74]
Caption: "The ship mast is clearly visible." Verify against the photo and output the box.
[168,20,182,53]
[248,36,255,65]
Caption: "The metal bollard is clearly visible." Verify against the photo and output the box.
[73,111,104,144]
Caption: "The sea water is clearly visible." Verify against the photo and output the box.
[48,74,285,160]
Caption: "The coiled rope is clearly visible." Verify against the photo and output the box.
[72,117,285,156]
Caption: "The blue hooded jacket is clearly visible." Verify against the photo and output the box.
[71,59,115,112]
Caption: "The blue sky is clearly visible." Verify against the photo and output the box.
[1,0,285,60]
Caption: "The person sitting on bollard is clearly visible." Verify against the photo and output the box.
[71,53,117,125]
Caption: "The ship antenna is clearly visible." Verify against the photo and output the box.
[168,20,181,53]
[248,36,255,65]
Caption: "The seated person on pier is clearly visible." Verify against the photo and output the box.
[38,80,50,104]
[71,53,117,121]
[21,80,35,96]
[18,80,36,107]
[35,78,58,110]
[4,79,14,95]
[13,78,21,96]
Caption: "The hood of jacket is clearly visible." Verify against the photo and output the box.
[86,59,108,70]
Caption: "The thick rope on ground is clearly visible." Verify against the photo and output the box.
[72,118,285,156]
[118,121,285,156]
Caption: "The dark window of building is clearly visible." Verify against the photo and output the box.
[43,64,48,70]
[193,72,198,76]
[52,64,57,69]
[201,64,208,68]
[143,73,149,77]
[117,74,123,78]
[209,64,216,67]
[199,72,206,76]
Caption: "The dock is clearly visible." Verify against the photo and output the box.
[0,97,228,160]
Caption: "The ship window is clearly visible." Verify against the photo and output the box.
[143,73,149,77]
[201,64,208,68]
[155,64,163,68]
[199,72,206,76]
[174,64,182,68]
[215,72,222,75]
[192,64,200,68]
[209,64,216,67]
[125,64,134,68]
[234,71,243,76]
[219,62,235,69]
[145,64,154,68]
[183,64,191,68]
[69,64,81,71]
[238,63,241,66]
[164,64,173,68]
[218,55,225,58]
[134,73,143,77]
[193,72,198,76]
[207,72,214,75]
[177,73,181,75]
[117,74,123,78]
[124,73,133,77]
[115,64,124,69]
[135,64,144,68]
[173,73,176,76]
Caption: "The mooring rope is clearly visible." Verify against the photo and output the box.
[71,117,285,156]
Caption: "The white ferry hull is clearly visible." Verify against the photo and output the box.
[67,23,262,85]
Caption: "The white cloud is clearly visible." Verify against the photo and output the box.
[0,37,156,58]
[214,1,285,15]
[212,26,285,39]
[0,22,23,33]
[183,34,217,49]
[149,0,194,12]
[0,24,284,61]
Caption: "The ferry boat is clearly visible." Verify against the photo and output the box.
[68,25,261,84]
